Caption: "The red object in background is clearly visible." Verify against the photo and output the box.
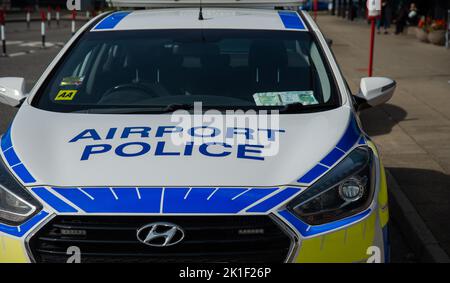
[56,6,61,12]
[366,1,381,78]
[368,18,376,77]
[40,10,46,21]
[313,0,318,20]
[48,6,52,12]
[72,9,77,20]
[0,9,5,25]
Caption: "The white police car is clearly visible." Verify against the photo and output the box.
[0,0,395,263]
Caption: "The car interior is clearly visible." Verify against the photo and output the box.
[39,31,334,110]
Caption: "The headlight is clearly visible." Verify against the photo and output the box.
[287,146,375,225]
[0,156,42,225]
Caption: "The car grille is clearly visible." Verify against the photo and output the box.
[28,215,293,263]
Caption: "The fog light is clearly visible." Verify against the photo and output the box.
[338,177,365,202]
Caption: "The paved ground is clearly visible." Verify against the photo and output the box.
[0,21,74,130]
[0,17,418,262]
[317,15,450,259]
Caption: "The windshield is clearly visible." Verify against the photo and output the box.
[33,29,340,113]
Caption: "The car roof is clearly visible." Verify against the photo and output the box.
[91,8,309,32]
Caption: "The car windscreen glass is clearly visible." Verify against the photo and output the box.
[33,29,339,113]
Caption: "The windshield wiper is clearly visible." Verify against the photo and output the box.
[280,102,306,113]
[163,103,194,112]
[72,104,195,114]
[72,103,332,114]
[279,103,333,114]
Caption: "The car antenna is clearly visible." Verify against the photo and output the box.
[198,0,204,20]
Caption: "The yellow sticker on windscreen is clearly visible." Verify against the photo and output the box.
[55,90,77,101]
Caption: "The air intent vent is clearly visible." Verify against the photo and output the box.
[29,215,293,263]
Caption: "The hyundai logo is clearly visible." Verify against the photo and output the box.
[136,222,185,247]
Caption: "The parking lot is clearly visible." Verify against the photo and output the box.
[1,11,449,263]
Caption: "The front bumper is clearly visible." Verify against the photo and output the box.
[0,205,387,263]
[0,141,390,263]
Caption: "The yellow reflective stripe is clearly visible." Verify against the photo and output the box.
[366,140,379,157]
[296,211,377,263]
[378,162,389,227]
[0,235,29,263]
[366,140,389,227]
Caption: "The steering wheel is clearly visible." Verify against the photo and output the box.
[99,83,159,104]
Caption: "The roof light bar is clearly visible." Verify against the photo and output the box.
[108,0,303,8]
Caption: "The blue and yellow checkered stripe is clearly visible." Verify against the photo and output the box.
[1,127,36,184]
[31,186,302,214]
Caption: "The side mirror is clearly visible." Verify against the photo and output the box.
[0,77,27,107]
[354,77,396,110]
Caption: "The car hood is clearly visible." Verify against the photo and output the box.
[6,104,356,187]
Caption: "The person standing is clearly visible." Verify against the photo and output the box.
[395,3,409,34]
[358,0,365,19]
[407,2,419,26]
[377,0,392,34]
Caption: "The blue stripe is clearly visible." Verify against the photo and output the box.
[3,148,21,167]
[1,127,12,151]
[336,117,360,152]
[12,163,36,184]
[246,187,301,213]
[1,126,36,184]
[359,136,366,145]
[163,188,276,213]
[0,211,48,237]
[54,187,163,213]
[320,148,345,167]
[298,164,328,184]
[52,187,278,214]
[278,11,306,30]
[279,209,372,237]
[32,187,78,213]
[95,12,131,30]
[297,115,362,184]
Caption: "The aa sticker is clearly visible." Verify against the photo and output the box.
[55,90,77,101]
